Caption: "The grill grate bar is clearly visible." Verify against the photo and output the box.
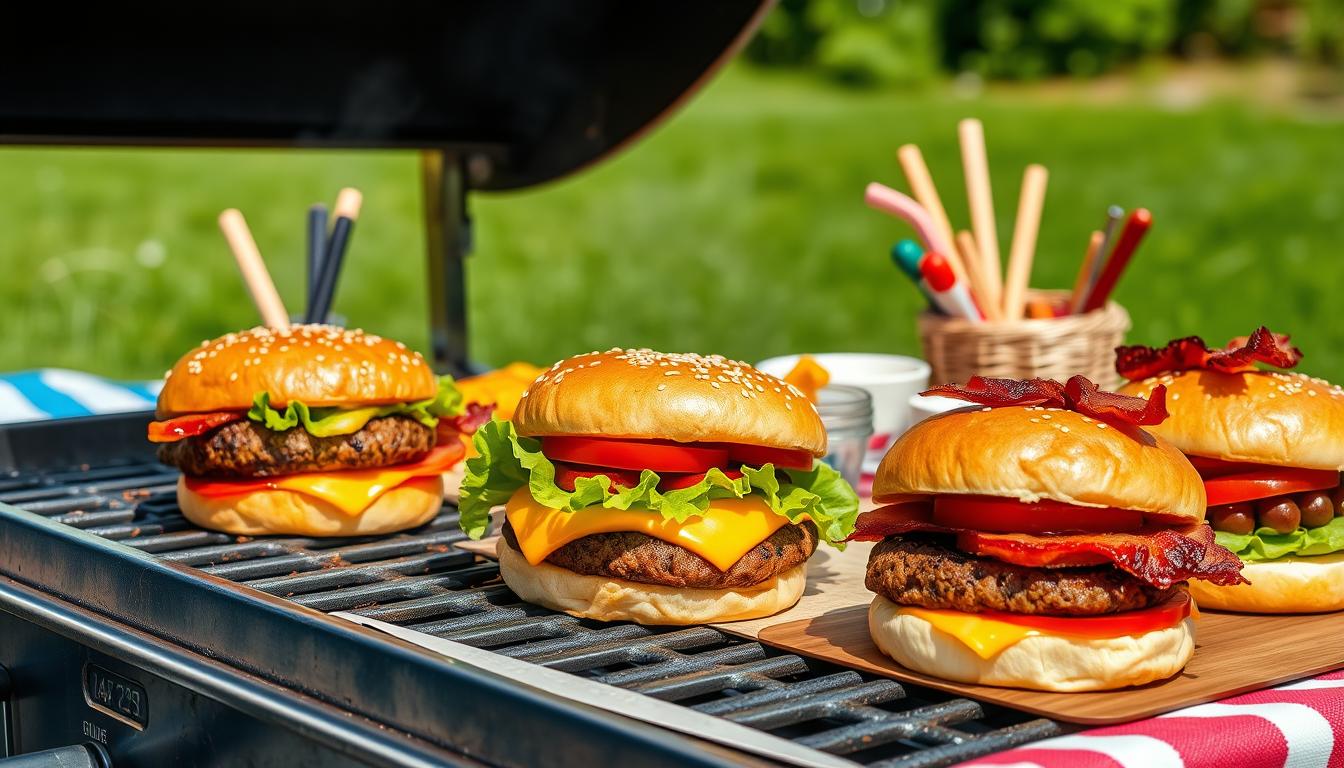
[6,469,1061,767]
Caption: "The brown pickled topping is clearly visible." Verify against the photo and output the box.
[1299,491,1335,528]
[1210,485,1344,535]
[1256,497,1301,535]
[1209,503,1256,536]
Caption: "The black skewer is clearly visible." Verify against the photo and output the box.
[305,189,361,325]
[306,203,328,314]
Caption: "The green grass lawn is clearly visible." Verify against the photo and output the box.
[3,66,1343,384]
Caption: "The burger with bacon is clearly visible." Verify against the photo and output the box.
[458,348,860,625]
[854,375,1246,692]
[1118,327,1344,613]
[149,325,488,536]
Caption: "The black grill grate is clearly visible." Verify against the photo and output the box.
[3,459,1061,767]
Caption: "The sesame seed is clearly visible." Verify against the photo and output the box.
[1042,414,1052,420]
[1060,426,1070,433]
[741,389,751,398]
[711,382,721,389]
[657,384,667,391]
[664,371,681,376]
[1029,418,1040,423]
[1097,423,1107,429]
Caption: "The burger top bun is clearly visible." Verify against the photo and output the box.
[1119,370,1344,470]
[873,405,1206,523]
[157,325,438,418]
[513,349,828,457]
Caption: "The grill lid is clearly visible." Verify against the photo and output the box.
[0,1,769,190]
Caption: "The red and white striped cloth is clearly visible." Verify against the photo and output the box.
[956,670,1344,768]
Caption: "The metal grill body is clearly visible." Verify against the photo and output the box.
[0,417,1061,767]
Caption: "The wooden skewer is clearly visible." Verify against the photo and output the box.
[958,119,1002,311]
[1070,231,1105,314]
[955,230,1002,322]
[218,209,289,329]
[1002,164,1049,320]
[897,144,957,258]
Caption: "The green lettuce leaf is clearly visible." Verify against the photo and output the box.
[247,376,464,437]
[458,418,860,544]
[1216,516,1344,562]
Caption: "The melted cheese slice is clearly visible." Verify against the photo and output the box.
[504,487,788,572]
[265,468,430,516]
[898,606,1041,660]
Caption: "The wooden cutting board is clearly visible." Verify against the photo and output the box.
[758,604,1344,725]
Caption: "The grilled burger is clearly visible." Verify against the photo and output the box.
[150,325,477,536]
[458,348,860,625]
[1118,327,1344,613]
[855,375,1246,692]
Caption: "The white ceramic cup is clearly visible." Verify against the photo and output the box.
[755,353,931,471]
[908,393,971,426]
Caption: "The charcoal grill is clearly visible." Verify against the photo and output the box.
[0,414,1061,766]
[2,3,1066,765]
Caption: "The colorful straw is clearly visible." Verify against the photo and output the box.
[1083,208,1152,312]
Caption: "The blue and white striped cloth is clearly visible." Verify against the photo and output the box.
[0,369,163,424]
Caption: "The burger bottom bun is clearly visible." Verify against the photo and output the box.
[1187,553,1344,613]
[497,537,806,625]
[868,596,1194,692]
[177,475,444,537]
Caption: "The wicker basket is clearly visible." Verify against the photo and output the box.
[917,290,1131,390]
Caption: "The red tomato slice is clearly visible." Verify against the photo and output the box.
[1204,468,1339,506]
[1186,455,1274,478]
[552,462,643,493]
[147,412,244,443]
[658,468,744,491]
[185,441,466,497]
[716,444,813,470]
[976,590,1192,637]
[541,436,728,473]
[932,495,1145,534]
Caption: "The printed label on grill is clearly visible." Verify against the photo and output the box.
[83,664,148,729]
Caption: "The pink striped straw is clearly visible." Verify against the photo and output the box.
[864,183,956,257]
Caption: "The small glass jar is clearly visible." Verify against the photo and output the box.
[816,385,874,489]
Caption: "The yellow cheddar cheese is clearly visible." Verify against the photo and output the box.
[504,487,788,572]
[898,606,1041,660]
[267,465,433,516]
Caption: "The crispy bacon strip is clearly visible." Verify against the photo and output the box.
[850,504,1247,588]
[450,402,496,434]
[1115,326,1303,381]
[923,374,1167,428]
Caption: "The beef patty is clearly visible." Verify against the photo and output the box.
[867,536,1172,616]
[159,415,434,478]
[501,519,818,589]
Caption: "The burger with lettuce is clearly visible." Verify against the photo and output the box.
[1118,327,1344,613]
[458,348,860,625]
[150,325,487,536]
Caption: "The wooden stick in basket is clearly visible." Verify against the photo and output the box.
[218,209,289,329]
[958,119,1002,310]
[955,230,1002,322]
[1070,230,1104,314]
[1002,164,1048,320]
[897,144,957,257]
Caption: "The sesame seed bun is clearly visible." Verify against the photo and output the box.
[867,595,1195,692]
[872,405,1206,523]
[156,325,437,418]
[1118,370,1344,470]
[512,349,828,456]
[176,474,444,536]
